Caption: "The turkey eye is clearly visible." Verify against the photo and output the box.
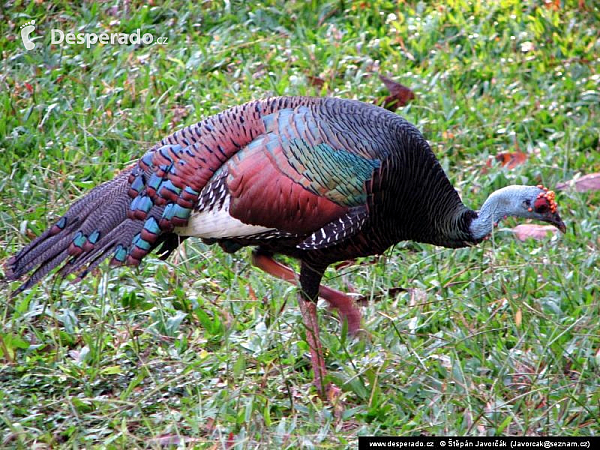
[523,199,531,208]
[534,197,551,213]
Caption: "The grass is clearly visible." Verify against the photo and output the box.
[1,0,599,447]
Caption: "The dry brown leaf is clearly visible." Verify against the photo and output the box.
[170,105,189,128]
[317,8,339,27]
[482,151,528,173]
[378,74,415,111]
[515,308,522,328]
[494,151,528,168]
[247,284,257,301]
[226,432,236,449]
[512,224,559,241]
[332,259,356,270]
[406,287,427,307]
[556,173,600,192]
[543,0,561,10]
[307,75,325,88]
[510,350,540,390]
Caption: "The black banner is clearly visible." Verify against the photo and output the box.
[358,436,594,449]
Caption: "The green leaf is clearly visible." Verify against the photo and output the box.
[100,366,123,375]
[233,354,246,378]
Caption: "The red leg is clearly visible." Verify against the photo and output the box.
[251,251,297,284]
[251,252,362,334]
[297,298,327,395]
[318,285,361,335]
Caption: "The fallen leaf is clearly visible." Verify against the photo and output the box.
[317,8,339,27]
[147,435,202,447]
[543,0,561,10]
[394,36,415,61]
[510,350,539,390]
[170,105,189,128]
[515,308,522,328]
[247,284,257,301]
[407,287,427,307]
[333,259,356,270]
[226,432,235,449]
[512,224,559,241]
[307,75,325,88]
[494,151,528,168]
[556,173,600,192]
[205,417,216,433]
[482,151,528,173]
[378,74,415,111]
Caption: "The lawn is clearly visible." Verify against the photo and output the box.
[1,0,599,447]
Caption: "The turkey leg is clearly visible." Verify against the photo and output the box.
[250,251,362,334]
[296,295,327,395]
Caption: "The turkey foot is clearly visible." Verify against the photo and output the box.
[251,252,362,334]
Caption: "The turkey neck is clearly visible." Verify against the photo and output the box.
[467,194,502,242]
[466,185,536,242]
[373,124,477,249]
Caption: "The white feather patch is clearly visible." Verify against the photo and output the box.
[174,196,274,239]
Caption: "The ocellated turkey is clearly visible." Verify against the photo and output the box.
[5,97,566,396]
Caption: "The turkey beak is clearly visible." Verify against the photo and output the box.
[548,212,566,233]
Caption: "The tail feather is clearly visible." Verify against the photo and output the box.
[58,218,143,276]
[6,98,318,296]
[9,249,70,296]
[10,234,75,283]
[4,167,176,296]
[68,217,185,280]
[8,170,131,276]
[6,219,80,278]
